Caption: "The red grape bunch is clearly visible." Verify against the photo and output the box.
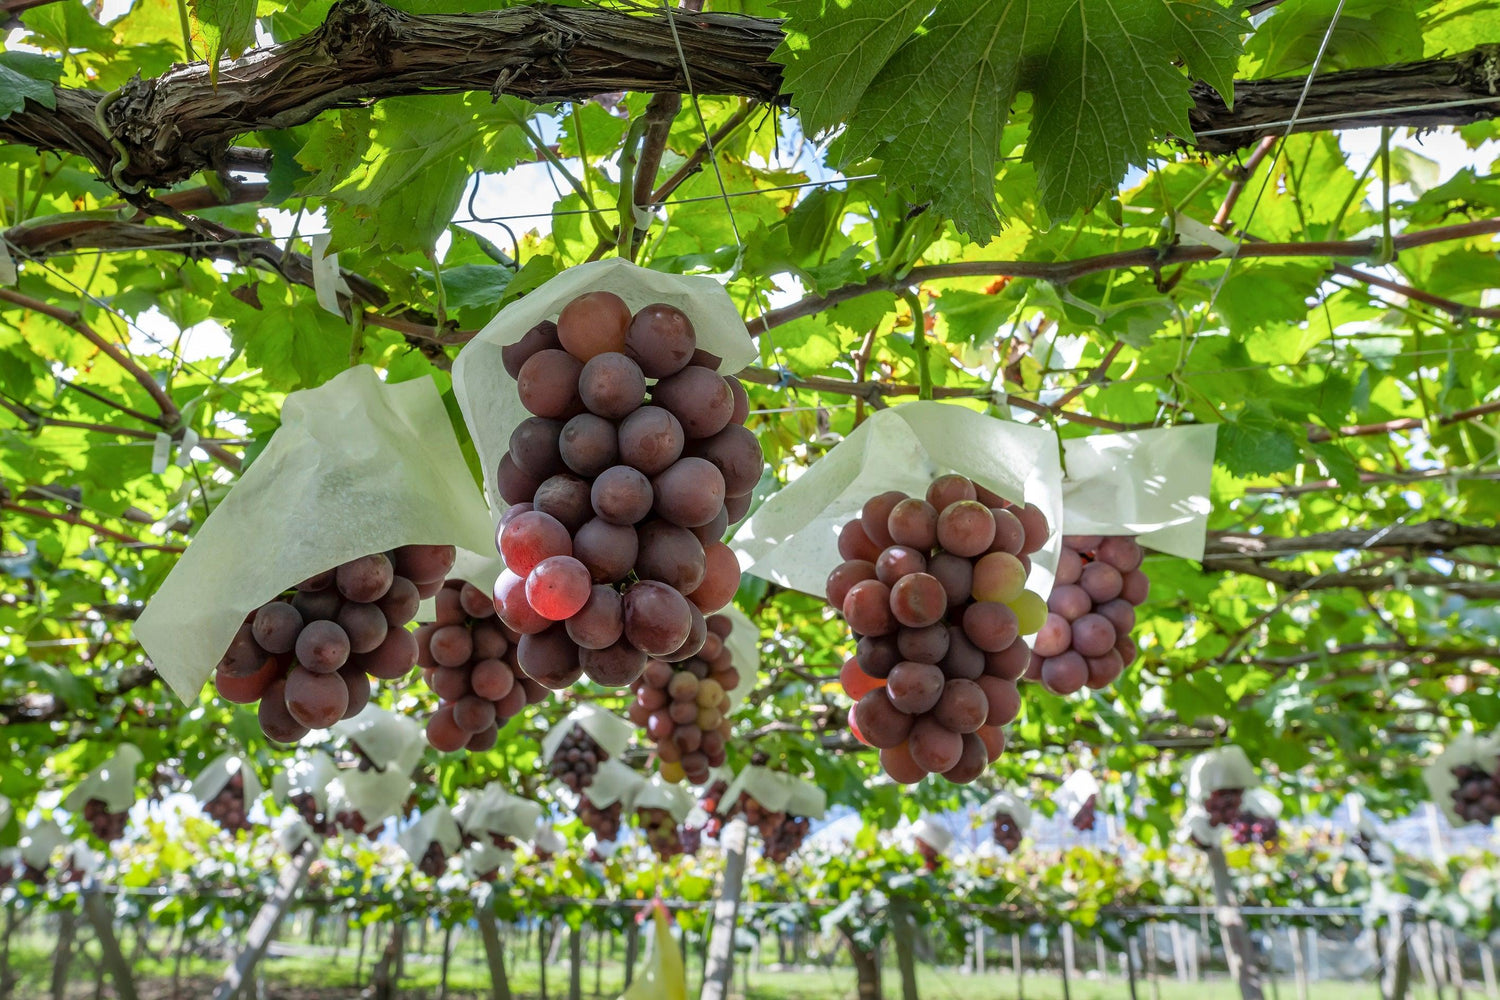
[81,798,127,843]
[991,812,1023,853]
[288,793,335,838]
[748,804,811,864]
[213,544,458,742]
[416,577,549,753]
[627,614,739,785]
[492,291,762,694]
[1229,811,1280,847]
[333,809,386,840]
[550,725,609,792]
[829,474,1049,784]
[1029,535,1148,693]
[578,798,624,842]
[700,780,734,838]
[914,837,943,872]
[1071,794,1098,832]
[635,806,685,860]
[1204,787,1245,827]
[203,772,253,834]
[417,842,447,878]
[1450,763,1500,824]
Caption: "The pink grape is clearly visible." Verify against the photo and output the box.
[500,511,572,576]
[526,556,593,620]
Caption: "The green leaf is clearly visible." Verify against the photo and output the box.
[1217,402,1302,476]
[0,53,60,120]
[20,1,115,55]
[434,264,513,311]
[1242,0,1424,75]
[188,0,257,77]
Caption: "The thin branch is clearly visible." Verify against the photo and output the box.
[1307,398,1500,442]
[1332,262,1500,320]
[2,501,184,552]
[630,92,682,255]
[1211,557,1500,599]
[1245,467,1500,496]
[1204,519,1500,562]
[649,101,756,206]
[1052,341,1124,409]
[55,378,163,427]
[1212,135,1278,231]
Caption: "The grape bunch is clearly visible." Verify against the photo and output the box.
[828,475,1048,784]
[550,725,609,792]
[760,813,811,864]
[492,293,762,694]
[203,772,253,833]
[1071,794,1098,832]
[635,806,684,860]
[627,614,738,784]
[214,544,457,742]
[1204,787,1245,827]
[333,809,385,840]
[991,812,1022,853]
[914,837,943,872]
[578,798,624,842]
[417,842,447,878]
[81,798,127,843]
[1029,535,1148,693]
[416,578,549,753]
[1230,811,1279,846]
[700,780,733,838]
[1450,763,1500,824]
[288,793,335,839]
[680,825,703,856]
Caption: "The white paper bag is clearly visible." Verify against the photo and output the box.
[270,751,339,811]
[1425,733,1500,826]
[581,760,648,811]
[452,257,759,517]
[400,804,462,862]
[19,817,66,869]
[1060,426,1218,560]
[191,753,263,805]
[533,821,567,856]
[634,776,694,823]
[542,705,636,763]
[721,766,827,819]
[1176,806,1219,847]
[332,707,426,775]
[909,817,954,856]
[976,791,1032,832]
[328,766,412,828]
[64,744,143,814]
[1185,746,1259,807]
[1241,788,1283,820]
[1053,770,1100,818]
[462,840,515,880]
[136,367,497,702]
[454,783,543,842]
[731,401,1065,598]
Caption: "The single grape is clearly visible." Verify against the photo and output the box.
[625,303,696,378]
[566,585,625,650]
[887,499,939,550]
[1040,651,1088,695]
[517,626,584,689]
[886,661,944,714]
[496,452,542,505]
[977,675,1021,726]
[580,640,649,686]
[434,587,466,626]
[341,666,372,720]
[691,507,731,545]
[290,587,341,625]
[258,678,310,744]
[252,601,303,655]
[353,627,419,680]
[295,620,351,674]
[376,577,422,626]
[1085,649,1125,689]
[534,474,593,533]
[429,624,474,668]
[840,657,884,699]
[1080,561,1124,602]
[618,406,685,476]
[926,552,974,607]
[685,424,763,498]
[623,581,694,657]
[1121,569,1150,605]
[508,417,565,478]
[854,689,914,748]
[842,579,895,637]
[652,366,733,439]
[838,519,883,563]
[939,626,985,680]
[1015,503,1050,555]
[988,508,1026,555]
[982,641,1030,682]
[896,623,949,665]
[961,602,1019,653]
[1032,613,1073,658]
[214,654,279,703]
[652,457,726,528]
[936,501,995,557]
[861,491,907,549]
[725,376,750,424]
[573,518,639,584]
[880,742,927,784]
[1009,590,1048,635]
[526,556,593,621]
[336,602,388,655]
[337,553,393,603]
[636,520,707,591]
[284,665,349,730]
[502,320,561,378]
[976,724,1006,762]
[559,413,620,478]
[493,568,551,635]
[579,352,647,419]
[890,573,947,629]
[971,551,1026,604]
[942,733,989,784]
[517,349,584,419]
[1055,547,1084,585]
[1072,613,1117,657]
[856,635,901,679]
[592,465,654,525]
[926,474,977,512]
[499,510,572,576]
[453,695,498,734]
[1097,536,1143,572]
[1048,584,1092,621]
[875,546,927,585]
[426,703,469,753]
[725,492,753,524]
[557,291,631,361]
[827,560,877,609]
[472,657,517,701]
[907,716,963,773]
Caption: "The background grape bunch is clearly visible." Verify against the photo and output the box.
[492,292,761,695]
[828,475,1049,784]
[991,812,1023,853]
[1204,787,1245,827]
[578,797,624,842]
[416,842,447,878]
[700,780,732,838]
[1451,762,1500,823]
[81,797,127,843]
[1030,535,1149,693]
[332,808,385,840]
[627,613,738,784]
[1071,794,1098,832]
[288,792,335,838]
[914,837,943,872]
[203,772,253,833]
[635,806,684,860]
[1229,811,1280,846]
[740,797,811,863]
[416,578,548,753]
[550,725,609,792]
[213,544,457,742]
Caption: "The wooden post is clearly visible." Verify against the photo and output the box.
[1146,923,1161,1000]
[1096,937,1107,975]
[1307,929,1319,982]
[624,916,638,989]
[1480,943,1497,1000]
[539,920,549,1000]
[437,924,454,1000]
[1449,926,1466,999]
[1126,933,1140,1000]
[1384,912,1412,1000]
[976,925,985,975]
[837,920,882,1000]
[1062,923,1077,982]
[212,842,315,1000]
[594,924,603,996]
[354,923,368,989]
[568,925,583,1000]
[700,818,749,1000]
[890,901,920,1000]
[1170,923,1188,982]
[50,908,77,1000]
[1013,933,1024,1000]
[1412,923,1442,1000]
[80,888,139,1000]
[1207,845,1265,1000]
[476,906,513,1000]
[1288,927,1309,1000]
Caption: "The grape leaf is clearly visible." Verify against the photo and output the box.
[0,53,60,119]
[780,0,1244,234]
[1217,402,1302,476]
[189,0,257,80]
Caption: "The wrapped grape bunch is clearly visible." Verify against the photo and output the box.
[491,291,762,693]
[992,812,1023,853]
[1450,762,1500,824]
[213,544,456,742]
[1204,787,1245,827]
[1030,535,1149,693]
[628,613,739,785]
[550,724,610,793]
[828,475,1050,784]
[417,577,549,753]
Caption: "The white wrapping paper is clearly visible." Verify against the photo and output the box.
[136,367,496,702]
[1060,426,1218,561]
[731,401,1065,598]
[542,705,636,763]
[400,804,462,863]
[453,783,543,841]
[533,822,568,856]
[720,766,827,819]
[270,751,339,811]
[191,753,264,806]
[975,791,1032,832]
[634,776,694,823]
[0,794,10,831]
[716,604,759,712]
[332,707,426,775]
[1053,770,1100,819]
[19,818,66,869]
[1185,746,1259,807]
[1241,787,1282,820]
[909,817,954,856]
[1425,733,1500,826]
[581,760,648,811]
[452,257,759,517]
[66,840,100,876]
[327,766,412,828]
[64,744,143,814]
[416,548,505,621]
[1176,806,1219,847]
[462,840,515,880]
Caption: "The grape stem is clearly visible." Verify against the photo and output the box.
[902,291,931,402]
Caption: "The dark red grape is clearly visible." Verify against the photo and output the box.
[626,303,696,378]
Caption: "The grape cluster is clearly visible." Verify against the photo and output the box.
[759,813,811,864]
[828,475,1048,784]
[81,798,127,843]
[417,578,548,753]
[627,614,738,784]
[991,812,1023,853]
[1029,535,1148,693]
[1072,794,1098,832]
[550,725,609,792]
[915,838,943,872]
[203,772,253,833]
[700,780,732,838]
[1230,811,1279,846]
[492,293,761,694]
[1205,787,1245,827]
[289,793,335,839]
[635,806,684,860]
[578,798,624,842]
[333,809,385,840]
[680,825,703,856]
[214,545,457,742]
[1450,763,1500,823]
[417,842,447,878]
